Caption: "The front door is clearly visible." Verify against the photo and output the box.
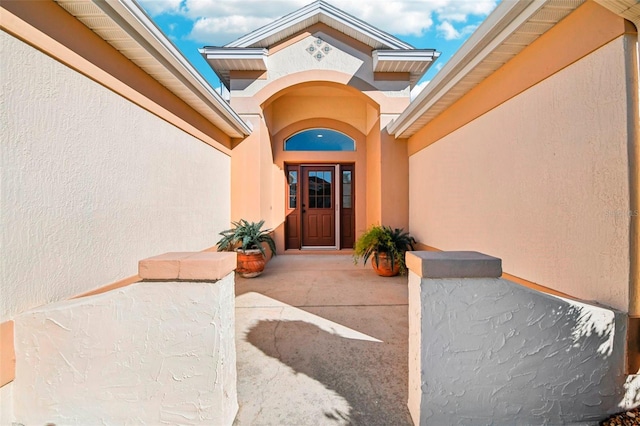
[302,166,335,247]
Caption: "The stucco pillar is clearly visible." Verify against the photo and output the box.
[365,121,382,226]
[13,252,238,425]
[231,115,270,224]
[407,251,631,425]
[365,118,409,230]
[380,127,409,230]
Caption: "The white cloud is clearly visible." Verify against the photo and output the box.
[410,80,430,101]
[433,0,497,22]
[436,21,478,40]
[137,0,183,16]
[191,15,275,45]
[436,21,458,40]
[183,0,436,43]
[332,0,434,37]
[139,0,496,45]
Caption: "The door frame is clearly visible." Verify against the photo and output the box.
[285,163,354,250]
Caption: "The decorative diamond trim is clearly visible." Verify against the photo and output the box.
[306,37,331,62]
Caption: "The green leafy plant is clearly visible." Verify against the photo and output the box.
[353,225,415,274]
[216,219,276,258]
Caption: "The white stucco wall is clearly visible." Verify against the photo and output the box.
[0,31,231,321]
[0,383,12,425]
[408,271,633,425]
[13,275,237,425]
[408,36,630,311]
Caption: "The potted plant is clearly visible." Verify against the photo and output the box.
[216,219,276,278]
[353,225,415,276]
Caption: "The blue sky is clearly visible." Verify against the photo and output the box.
[138,0,498,97]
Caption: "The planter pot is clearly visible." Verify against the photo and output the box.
[372,252,400,277]
[236,249,266,278]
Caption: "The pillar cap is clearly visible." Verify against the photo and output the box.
[406,251,502,278]
[139,251,237,281]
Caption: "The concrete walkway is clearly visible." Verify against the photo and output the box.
[234,254,413,426]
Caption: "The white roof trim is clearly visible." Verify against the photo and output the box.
[199,47,268,88]
[373,50,440,62]
[373,50,441,86]
[200,48,269,63]
[225,0,412,50]
[55,0,252,138]
[388,0,585,138]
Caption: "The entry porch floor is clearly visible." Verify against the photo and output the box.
[234,254,413,425]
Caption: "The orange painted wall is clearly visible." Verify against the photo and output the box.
[365,123,382,227]
[406,2,635,313]
[0,321,14,387]
[230,115,266,224]
[380,126,409,231]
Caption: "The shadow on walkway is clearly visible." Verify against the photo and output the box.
[234,255,412,425]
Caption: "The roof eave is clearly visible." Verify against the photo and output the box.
[373,50,442,87]
[388,0,553,138]
[60,0,252,138]
[199,47,268,90]
[113,0,252,137]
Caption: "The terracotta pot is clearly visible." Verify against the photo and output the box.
[372,252,400,277]
[236,249,266,278]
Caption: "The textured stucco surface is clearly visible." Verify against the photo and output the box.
[0,382,12,425]
[13,274,237,425]
[0,32,231,321]
[408,36,630,311]
[408,272,630,425]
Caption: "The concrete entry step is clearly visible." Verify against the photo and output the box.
[233,255,412,425]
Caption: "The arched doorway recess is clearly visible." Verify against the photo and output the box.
[262,82,378,251]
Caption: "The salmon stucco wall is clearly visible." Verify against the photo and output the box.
[0,31,231,321]
[408,36,631,311]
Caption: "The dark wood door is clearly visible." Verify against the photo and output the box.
[302,166,335,246]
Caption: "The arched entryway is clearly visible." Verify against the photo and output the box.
[260,81,380,252]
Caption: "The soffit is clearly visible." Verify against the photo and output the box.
[389,0,586,138]
[53,0,251,138]
[199,47,268,88]
[373,50,441,86]
[594,0,640,27]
